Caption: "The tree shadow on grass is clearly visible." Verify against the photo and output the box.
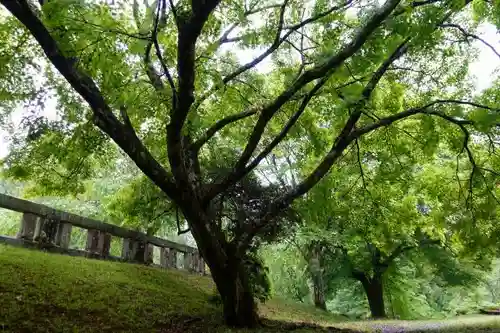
[155,315,363,333]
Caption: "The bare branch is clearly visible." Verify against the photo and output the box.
[246,4,283,15]
[441,23,500,59]
[242,75,330,175]
[144,41,164,90]
[193,0,354,110]
[412,0,441,7]
[167,0,179,27]
[221,0,291,84]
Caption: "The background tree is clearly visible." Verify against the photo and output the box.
[1,0,500,327]
[289,146,499,318]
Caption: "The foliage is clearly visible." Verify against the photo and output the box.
[245,249,273,303]
[1,0,500,326]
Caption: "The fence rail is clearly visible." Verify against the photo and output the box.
[0,193,206,275]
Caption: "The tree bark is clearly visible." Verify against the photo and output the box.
[313,276,327,311]
[360,274,386,318]
[202,242,259,327]
[213,259,259,327]
[180,203,260,327]
[309,245,327,310]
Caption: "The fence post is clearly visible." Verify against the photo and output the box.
[86,229,111,257]
[17,213,38,240]
[183,251,193,271]
[54,223,72,249]
[122,239,153,264]
[159,247,177,268]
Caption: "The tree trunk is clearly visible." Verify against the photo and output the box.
[313,277,327,310]
[213,260,260,327]
[181,205,260,327]
[309,247,327,310]
[360,275,386,318]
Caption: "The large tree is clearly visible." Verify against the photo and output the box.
[1,0,500,327]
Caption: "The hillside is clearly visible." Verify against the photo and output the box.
[0,245,499,333]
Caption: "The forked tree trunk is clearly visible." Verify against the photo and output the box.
[360,275,386,318]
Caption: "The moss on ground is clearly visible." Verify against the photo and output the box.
[0,244,499,333]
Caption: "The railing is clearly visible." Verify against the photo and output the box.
[0,193,206,275]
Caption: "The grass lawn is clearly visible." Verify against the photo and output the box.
[0,244,499,333]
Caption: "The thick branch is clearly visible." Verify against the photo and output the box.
[207,0,402,203]
[167,0,221,186]
[176,206,191,235]
[382,239,441,267]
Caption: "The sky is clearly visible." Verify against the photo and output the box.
[0,10,499,159]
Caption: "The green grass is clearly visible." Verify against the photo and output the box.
[0,245,348,333]
[0,244,499,333]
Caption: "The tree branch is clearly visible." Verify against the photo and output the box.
[167,0,221,186]
[191,106,260,151]
[207,0,403,203]
[241,75,330,175]
[152,0,177,105]
[356,138,370,193]
[382,239,441,267]
[351,100,497,138]
[192,0,354,111]
[440,23,500,59]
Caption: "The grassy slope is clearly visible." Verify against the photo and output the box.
[0,245,499,333]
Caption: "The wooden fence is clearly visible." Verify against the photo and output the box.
[0,193,206,274]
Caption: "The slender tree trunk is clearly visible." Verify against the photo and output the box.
[181,204,260,327]
[309,247,327,310]
[313,276,327,310]
[360,275,386,318]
